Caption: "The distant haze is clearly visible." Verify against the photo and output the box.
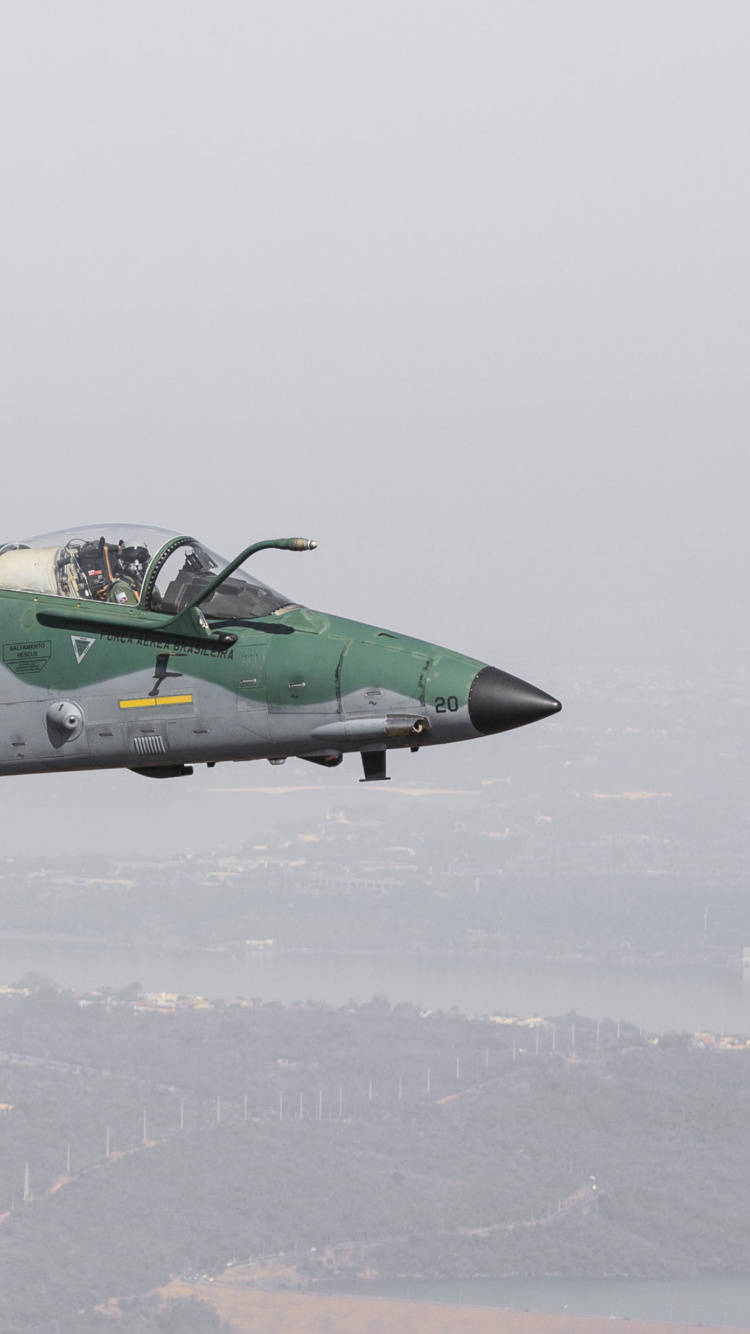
[0,2,747,850]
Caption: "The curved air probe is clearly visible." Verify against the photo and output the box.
[158,538,317,642]
[178,538,317,614]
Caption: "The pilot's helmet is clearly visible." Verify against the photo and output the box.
[117,544,150,588]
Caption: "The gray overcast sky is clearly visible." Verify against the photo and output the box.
[1,3,748,649]
[0,2,748,852]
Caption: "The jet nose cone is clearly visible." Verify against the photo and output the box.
[468,665,561,736]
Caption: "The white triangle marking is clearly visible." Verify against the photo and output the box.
[71,635,95,665]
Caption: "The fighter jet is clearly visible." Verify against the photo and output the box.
[0,525,560,780]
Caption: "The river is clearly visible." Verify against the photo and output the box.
[2,940,750,1034]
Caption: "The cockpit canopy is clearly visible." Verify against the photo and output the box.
[0,524,295,620]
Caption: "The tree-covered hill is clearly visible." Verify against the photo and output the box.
[0,986,746,1330]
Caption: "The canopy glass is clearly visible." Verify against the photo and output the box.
[0,525,294,619]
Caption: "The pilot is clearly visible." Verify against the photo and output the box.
[106,577,138,605]
[106,544,150,605]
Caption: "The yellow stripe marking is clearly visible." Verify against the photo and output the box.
[119,695,193,709]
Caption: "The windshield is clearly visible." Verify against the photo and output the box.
[0,525,295,620]
[143,536,293,619]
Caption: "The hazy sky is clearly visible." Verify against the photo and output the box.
[0,2,747,851]
[2,3,749,640]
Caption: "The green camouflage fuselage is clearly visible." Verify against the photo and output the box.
[0,591,558,779]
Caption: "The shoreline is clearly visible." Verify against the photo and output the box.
[157,1280,750,1333]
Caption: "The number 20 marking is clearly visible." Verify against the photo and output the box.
[435,695,459,713]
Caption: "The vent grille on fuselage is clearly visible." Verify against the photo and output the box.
[133,734,167,756]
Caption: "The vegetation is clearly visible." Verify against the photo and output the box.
[0,985,745,1330]
[67,1298,230,1334]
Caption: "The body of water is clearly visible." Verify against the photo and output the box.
[333,1275,750,1327]
[2,941,749,1035]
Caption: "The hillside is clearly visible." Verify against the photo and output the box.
[0,983,747,1329]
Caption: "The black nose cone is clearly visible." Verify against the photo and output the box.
[468,666,561,736]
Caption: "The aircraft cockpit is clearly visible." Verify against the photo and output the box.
[0,525,294,620]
